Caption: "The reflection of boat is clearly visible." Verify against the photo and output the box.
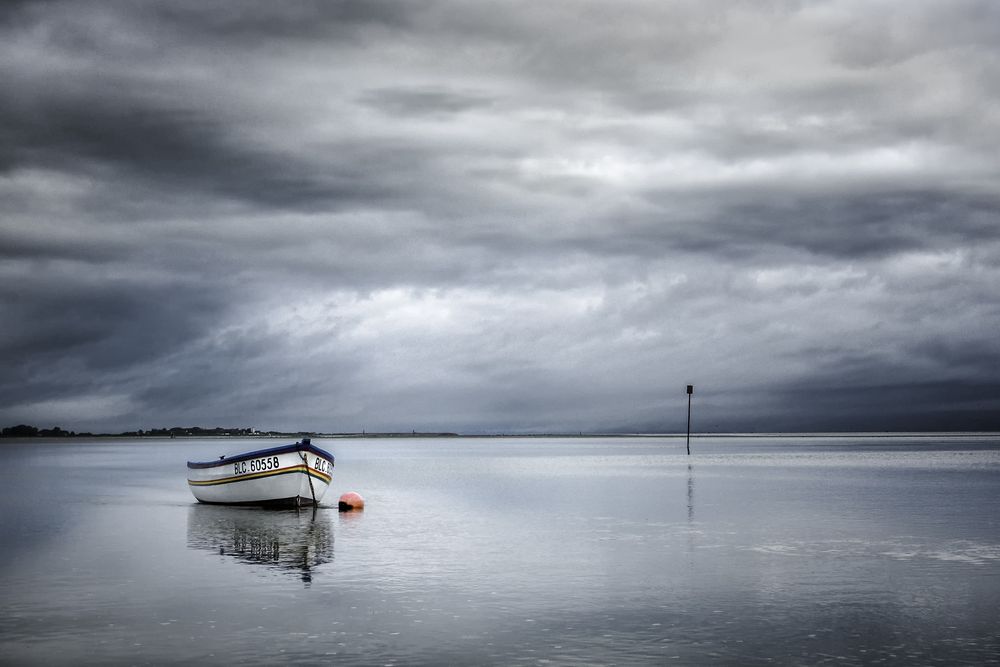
[187,438,334,506]
[187,505,333,583]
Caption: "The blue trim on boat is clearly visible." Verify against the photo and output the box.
[187,440,335,469]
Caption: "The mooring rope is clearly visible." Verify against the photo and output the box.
[299,449,317,506]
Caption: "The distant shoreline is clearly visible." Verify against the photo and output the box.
[3,431,999,441]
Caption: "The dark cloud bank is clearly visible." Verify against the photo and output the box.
[2,1,999,433]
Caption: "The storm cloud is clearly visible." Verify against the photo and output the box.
[2,0,999,433]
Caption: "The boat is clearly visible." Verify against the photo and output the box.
[187,438,334,507]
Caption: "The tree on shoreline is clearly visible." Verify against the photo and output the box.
[0,424,258,438]
[1,425,81,437]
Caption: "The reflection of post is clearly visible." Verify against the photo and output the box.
[687,463,694,523]
[300,509,318,586]
[686,385,694,455]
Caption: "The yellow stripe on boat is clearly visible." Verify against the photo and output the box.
[188,464,332,487]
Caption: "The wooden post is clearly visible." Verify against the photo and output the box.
[686,385,694,455]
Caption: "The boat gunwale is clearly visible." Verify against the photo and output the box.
[187,464,332,486]
[187,441,334,470]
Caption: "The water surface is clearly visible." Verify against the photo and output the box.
[1,435,999,664]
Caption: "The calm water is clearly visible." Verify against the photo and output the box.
[1,435,999,665]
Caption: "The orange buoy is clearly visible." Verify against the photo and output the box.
[338,491,365,511]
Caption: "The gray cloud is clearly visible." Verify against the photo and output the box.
[1,0,998,433]
[359,87,498,118]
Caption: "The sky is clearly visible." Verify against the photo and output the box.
[2,0,999,434]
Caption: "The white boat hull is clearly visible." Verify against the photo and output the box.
[187,440,334,506]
